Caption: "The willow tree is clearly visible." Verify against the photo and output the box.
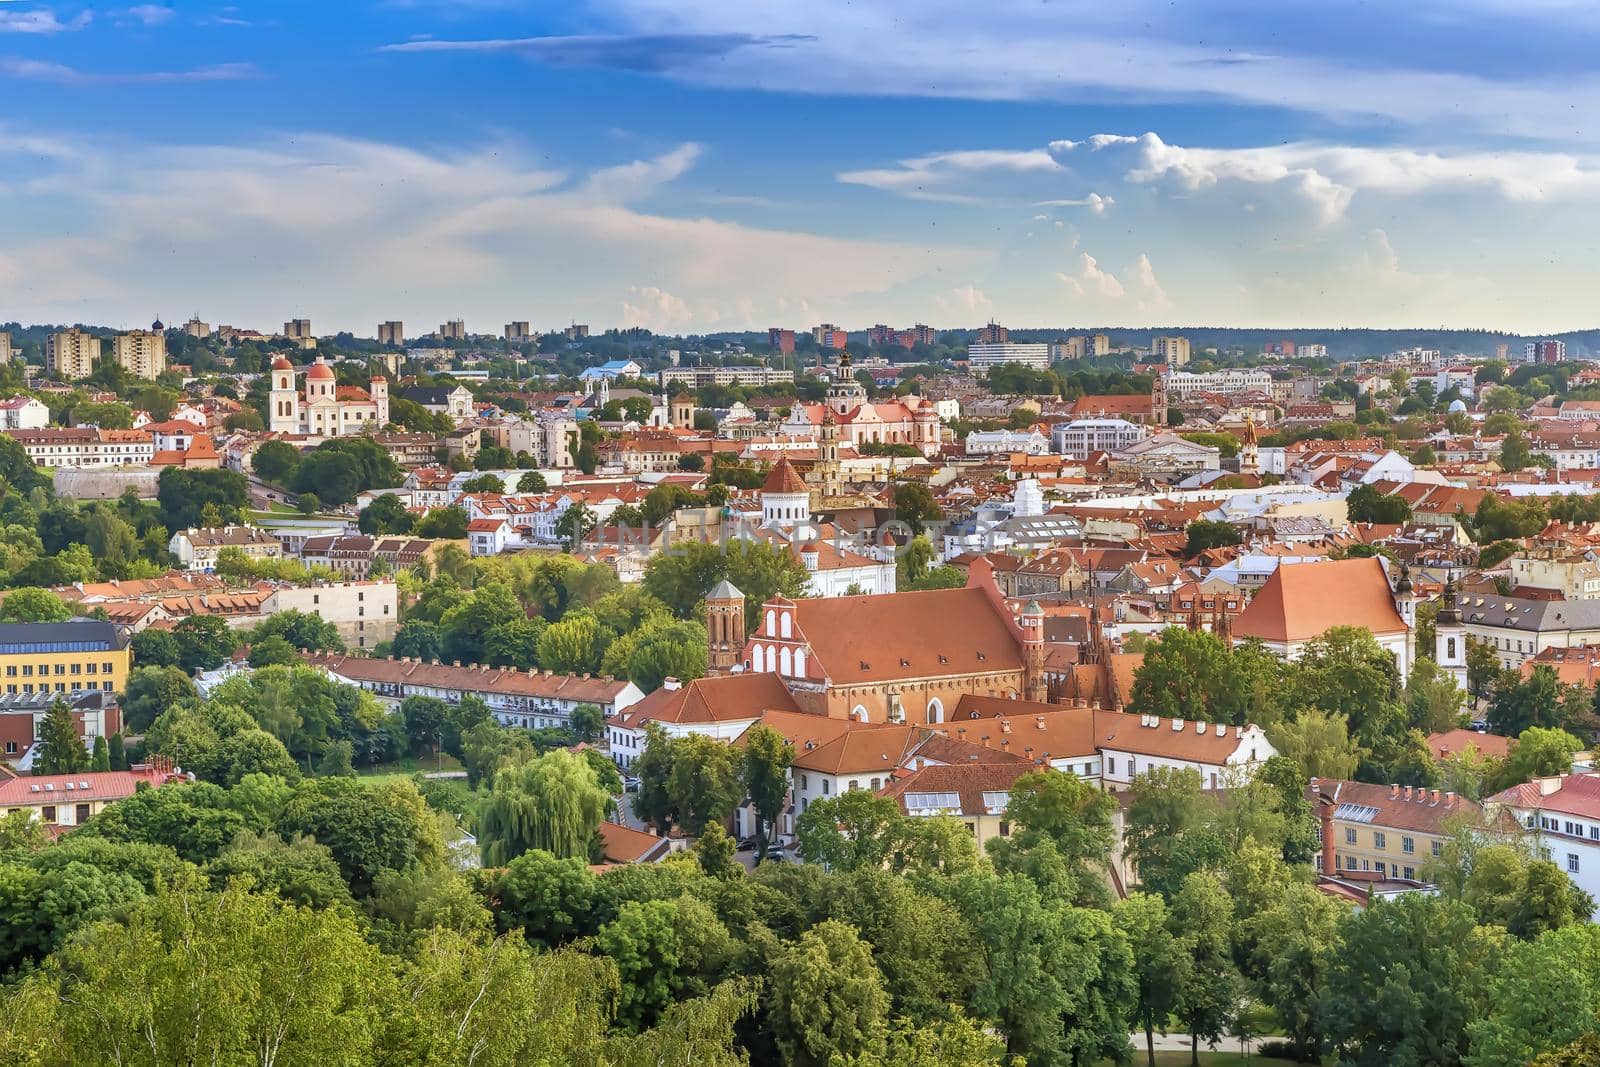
[478,749,609,866]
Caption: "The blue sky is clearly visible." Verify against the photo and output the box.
[5,1,1600,334]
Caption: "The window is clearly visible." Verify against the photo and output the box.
[41,805,55,822]
[1402,835,1414,854]
[1345,827,1357,844]
[800,774,808,790]
[1432,840,1442,856]
[2,741,13,754]
[822,780,830,795]
[1107,757,1116,775]
[1372,831,1386,849]
[1375,862,1386,876]
[1571,854,1582,874]
[74,803,89,824]
[1403,866,1416,880]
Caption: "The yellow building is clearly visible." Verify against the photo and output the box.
[880,761,1037,853]
[0,619,132,699]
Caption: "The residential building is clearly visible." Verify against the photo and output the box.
[1315,778,1484,882]
[438,319,467,341]
[400,383,474,423]
[578,359,644,384]
[504,321,532,341]
[659,366,794,388]
[168,526,284,571]
[1109,433,1220,479]
[1164,368,1274,398]
[1050,336,1086,360]
[267,356,390,437]
[813,324,848,349]
[0,689,121,769]
[284,318,313,341]
[1527,339,1567,364]
[0,396,50,430]
[307,651,644,731]
[47,329,100,378]
[768,328,796,354]
[1488,773,1600,918]
[565,323,590,340]
[0,618,131,699]
[377,321,405,345]
[1457,595,1600,671]
[1151,336,1191,368]
[5,427,154,468]
[966,342,1051,370]
[977,322,1010,344]
[0,764,173,829]
[1508,553,1600,599]
[1053,418,1147,459]
[0,332,11,363]
[607,673,799,768]
[112,330,167,379]
[1090,333,1111,356]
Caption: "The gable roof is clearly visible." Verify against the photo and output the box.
[880,761,1038,816]
[1231,557,1406,643]
[788,586,1023,684]
[615,672,801,728]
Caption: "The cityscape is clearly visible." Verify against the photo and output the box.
[7,2,1600,1066]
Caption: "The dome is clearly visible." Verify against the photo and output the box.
[306,359,335,380]
[151,318,165,331]
[270,355,294,371]
[1448,399,1467,413]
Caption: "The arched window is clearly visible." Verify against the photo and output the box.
[793,649,806,677]
[765,609,776,636]
[927,698,944,725]
[780,647,792,675]
[779,613,792,638]
[851,704,869,722]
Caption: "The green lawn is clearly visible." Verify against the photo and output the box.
[358,753,464,784]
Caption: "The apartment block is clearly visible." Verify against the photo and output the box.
[283,318,313,340]
[113,330,167,379]
[438,319,467,341]
[47,330,100,379]
[504,321,532,341]
[377,321,405,346]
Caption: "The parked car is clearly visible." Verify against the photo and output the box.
[622,775,640,793]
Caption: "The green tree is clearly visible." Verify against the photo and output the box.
[795,790,905,872]
[121,665,199,733]
[1183,519,1241,557]
[1494,726,1585,790]
[555,502,596,550]
[171,614,240,673]
[741,724,793,860]
[595,896,735,1033]
[1169,872,1242,1067]
[666,734,743,836]
[1247,882,1345,1061]
[516,470,548,493]
[1346,483,1414,524]
[90,734,111,772]
[1500,430,1533,472]
[769,918,890,1067]
[129,628,181,669]
[986,768,1116,900]
[1488,666,1571,736]
[416,506,470,539]
[492,848,598,946]
[1123,767,1227,898]
[1128,627,1276,726]
[108,732,128,771]
[358,493,415,535]
[478,748,609,865]
[1468,924,1600,1067]
[1322,895,1502,1067]
[1116,892,1190,1067]
[569,702,603,743]
[892,481,942,533]
[33,699,88,774]
[0,587,73,623]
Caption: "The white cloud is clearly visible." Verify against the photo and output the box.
[124,5,173,25]
[840,148,1060,202]
[1035,192,1114,214]
[0,130,977,332]
[0,58,257,84]
[1055,250,1169,311]
[621,286,695,331]
[936,285,995,320]
[0,7,91,33]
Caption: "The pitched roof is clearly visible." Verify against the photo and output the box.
[1313,777,1481,836]
[615,672,800,728]
[1426,729,1513,761]
[1231,557,1406,643]
[788,586,1023,684]
[880,761,1039,816]
[763,454,808,495]
[597,821,671,864]
[0,767,166,808]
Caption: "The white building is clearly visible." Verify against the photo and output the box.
[1164,368,1274,398]
[965,429,1049,455]
[1232,557,1415,678]
[169,526,284,571]
[1053,418,1148,459]
[268,356,390,437]
[1487,774,1600,919]
[0,396,50,430]
[967,342,1051,370]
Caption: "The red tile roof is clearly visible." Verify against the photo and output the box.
[1232,557,1406,643]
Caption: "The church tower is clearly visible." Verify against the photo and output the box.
[1435,576,1468,690]
[1239,415,1259,476]
[828,349,867,416]
[371,375,390,427]
[705,579,746,674]
[762,454,811,530]
[1151,372,1168,427]
[268,355,299,433]
[1021,599,1048,703]
[812,406,844,502]
[1394,563,1419,672]
[670,391,695,430]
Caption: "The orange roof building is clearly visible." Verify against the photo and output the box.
[1230,557,1413,675]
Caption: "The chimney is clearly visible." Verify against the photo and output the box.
[1390,784,1400,799]
[1317,796,1336,877]
[1445,791,1457,808]
[663,677,682,691]
[1403,786,1412,801]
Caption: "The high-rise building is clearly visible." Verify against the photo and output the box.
[504,321,532,341]
[1090,333,1111,357]
[183,316,211,339]
[1494,343,1510,360]
[966,342,1051,370]
[47,329,100,379]
[1051,336,1086,360]
[813,324,848,350]
[908,324,938,347]
[284,318,313,341]
[1527,339,1567,364]
[768,328,796,354]
[113,330,167,379]
[1152,336,1191,369]
[565,323,590,340]
[0,332,11,363]
[438,320,467,341]
[977,321,1010,344]
[377,321,405,346]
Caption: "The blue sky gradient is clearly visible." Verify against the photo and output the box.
[4,0,1600,333]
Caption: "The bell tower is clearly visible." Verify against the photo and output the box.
[268,355,299,433]
[1435,576,1467,690]
[705,579,746,674]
